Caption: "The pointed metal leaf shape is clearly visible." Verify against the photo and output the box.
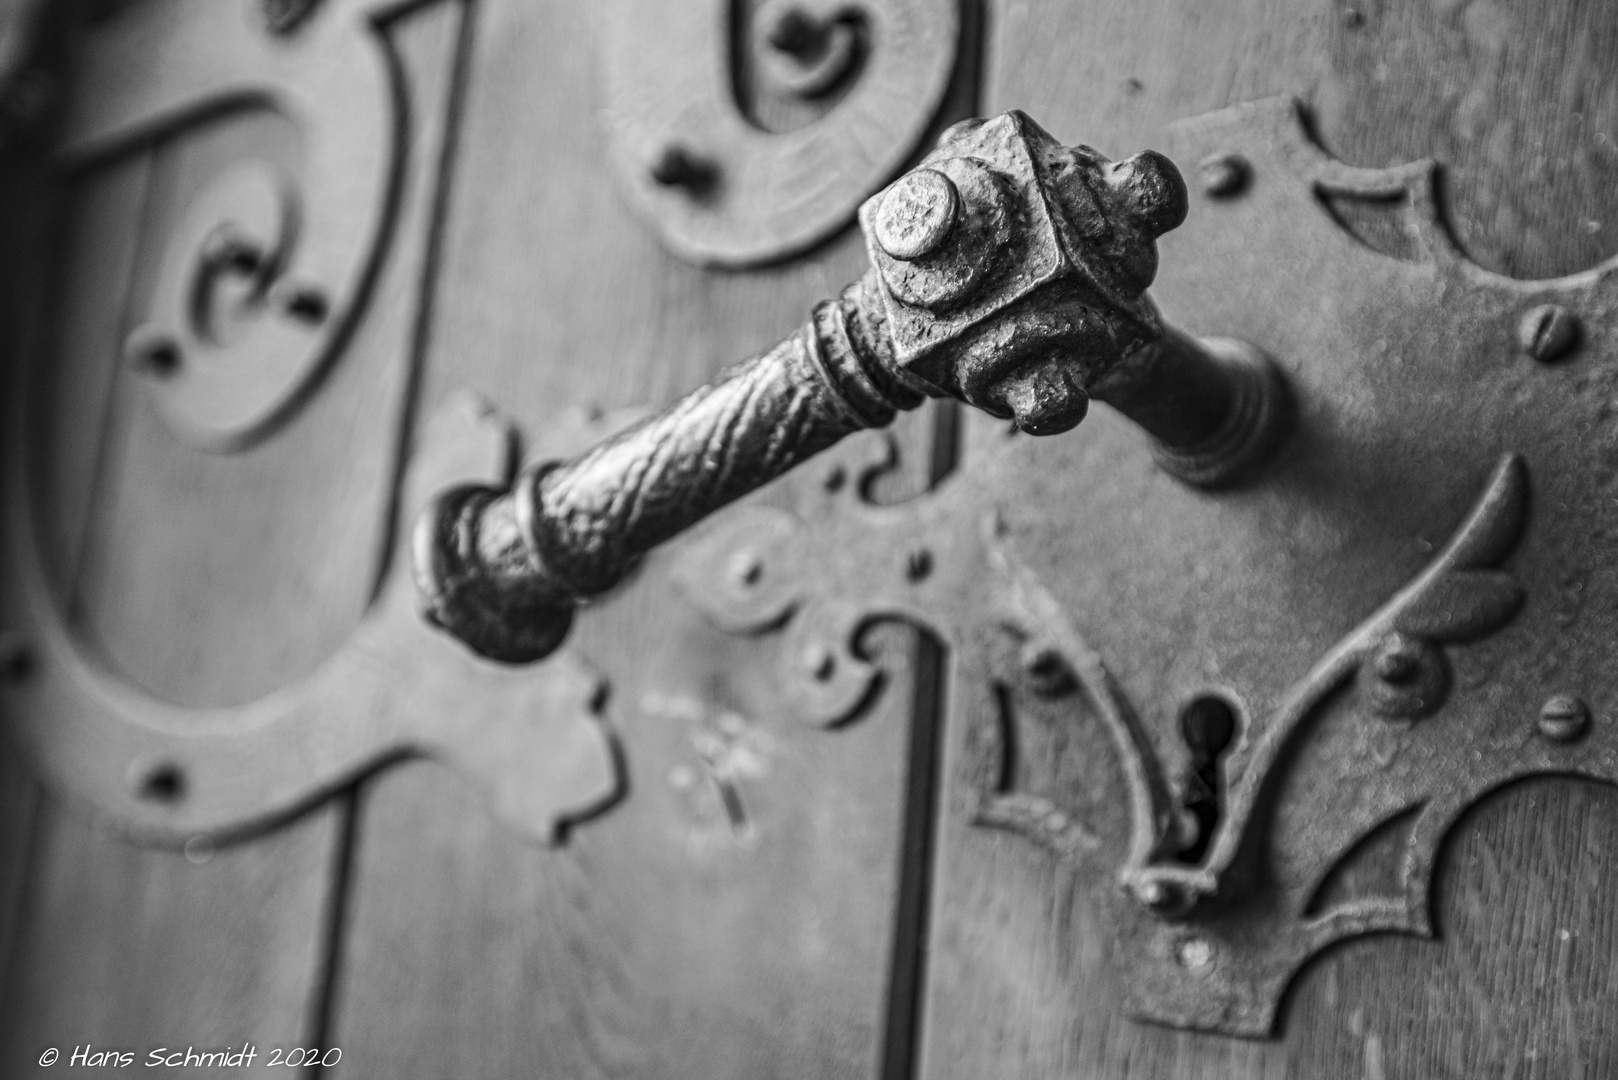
[1393,569,1524,641]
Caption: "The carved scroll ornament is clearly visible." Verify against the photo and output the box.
[67,0,404,451]
[0,0,620,847]
[599,0,960,266]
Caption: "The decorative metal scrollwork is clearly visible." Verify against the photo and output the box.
[675,98,1618,1037]
[599,0,960,266]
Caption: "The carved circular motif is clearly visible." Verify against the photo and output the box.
[123,160,336,452]
[601,0,959,267]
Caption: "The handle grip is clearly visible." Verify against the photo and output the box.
[416,111,1289,662]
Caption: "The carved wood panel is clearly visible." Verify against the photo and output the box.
[0,0,482,1067]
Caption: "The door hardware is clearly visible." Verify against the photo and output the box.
[416,110,1291,663]
[600,0,958,266]
[676,97,1618,1037]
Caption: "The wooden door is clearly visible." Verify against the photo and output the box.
[2,1,1615,1078]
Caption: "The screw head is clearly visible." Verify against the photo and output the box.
[133,761,187,803]
[874,168,959,261]
[1021,642,1076,697]
[1364,633,1449,720]
[727,549,764,587]
[1538,694,1590,743]
[650,145,718,193]
[271,281,329,325]
[124,324,182,378]
[803,643,837,681]
[1518,304,1581,363]
[1372,645,1421,685]
[1198,153,1250,199]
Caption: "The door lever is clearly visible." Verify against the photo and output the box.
[415,110,1290,662]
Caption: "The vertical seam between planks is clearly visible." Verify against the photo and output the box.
[369,0,484,603]
[304,786,364,1078]
[308,2,481,1073]
[65,144,163,619]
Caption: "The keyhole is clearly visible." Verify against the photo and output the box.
[1176,695,1237,864]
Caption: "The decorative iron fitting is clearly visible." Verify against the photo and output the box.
[415,111,1292,662]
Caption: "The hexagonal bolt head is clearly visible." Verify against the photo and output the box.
[858,111,1187,438]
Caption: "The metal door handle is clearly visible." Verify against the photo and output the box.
[415,111,1290,661]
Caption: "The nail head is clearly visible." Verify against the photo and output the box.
[1198,153,1250,199]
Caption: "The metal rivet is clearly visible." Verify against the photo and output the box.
[1177,937,1215,973]
[0,633,33,684]
[1538,694,1590,743]
[135,762,187,803]
[1373,646,1421,685]
[804,644,836,681]
[1021,643,1076,697]
[727,549,764,587]
[588,680,611,714]
[650,145,718,193]
[905,548,933,582]
[273,282,329,325]
[1518,304,1581,363]
[1198,153,1249,199]
[874,168,959,261]
[124,325,182,378]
